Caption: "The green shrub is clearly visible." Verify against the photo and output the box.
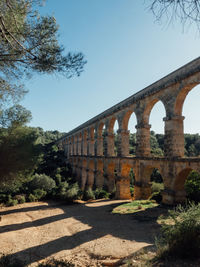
[130,186,134,197]
[94,188,110,199]
[83,188,95,200]
[151,168,163,183]
[150,182,164,203]
[56,181,69,200]
[156,202,200,259]
[151,182,164,193]
[29,174,56,192]
[33,189,47,200]
[55,174,62,185]
[185,170,200,202]
[5,197,18,207]
[14,195,26,204]
[65,183,80,201]
[28,193,36,202]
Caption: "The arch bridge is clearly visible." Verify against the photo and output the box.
[57,57,200,205]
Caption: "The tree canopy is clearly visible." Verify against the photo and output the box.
[0,0,86,107]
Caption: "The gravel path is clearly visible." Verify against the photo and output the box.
[0,200,163,266]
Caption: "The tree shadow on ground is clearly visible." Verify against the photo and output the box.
[1,200,169,265]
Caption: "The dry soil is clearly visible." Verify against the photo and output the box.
[0,199,165,266]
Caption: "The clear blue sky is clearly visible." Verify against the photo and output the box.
[21,0,200,134]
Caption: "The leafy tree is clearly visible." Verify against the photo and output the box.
[0,0,86,107]
[36,143,70,179]
[185,170,200,202]
[150,131,164,156]
[0,126,41,183]
[0,104,32,128]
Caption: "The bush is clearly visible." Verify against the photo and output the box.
[130,186,134,197]
[33,189,47,200]
[94,188,110,199]
[28,193,36,202]
[64,183,80,201]
[185,170,200,202]
[56,181,69,200]
[151,182,164,193]
[156,202,200,259]
[5,197,18,207]
[151,168,163,183]
[83,188,95,200]
[14,195,26,204]
[150,182,164,203]
[29,174,56,193]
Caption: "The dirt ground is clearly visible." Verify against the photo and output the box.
[0,199,166,266]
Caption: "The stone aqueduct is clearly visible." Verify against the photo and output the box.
[57,57,200,205]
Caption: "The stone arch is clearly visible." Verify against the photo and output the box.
[95,122,105,156]
[89,126,95,139]
[121,109,136,130]
[173,167,195,203]
[143,98,167,125]
[104,117,118,157]
[173,168,193,191]
[107,116,119,133]
[97,121,105,136]
[174,84,197,116]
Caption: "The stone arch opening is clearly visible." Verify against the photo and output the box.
[180,85,200,157]
[113,119,119,156]
[148,100,166,157]
[174,83,197,116]
[150,168,164,203]
[95,122,105,156]
[135,164,163,200]
[127,111,137,156]
[104,117,118,157]
[173,168,196,203]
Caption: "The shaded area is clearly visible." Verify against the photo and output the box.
[0,200,168,265]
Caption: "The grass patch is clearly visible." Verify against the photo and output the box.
[112,200,158,214]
